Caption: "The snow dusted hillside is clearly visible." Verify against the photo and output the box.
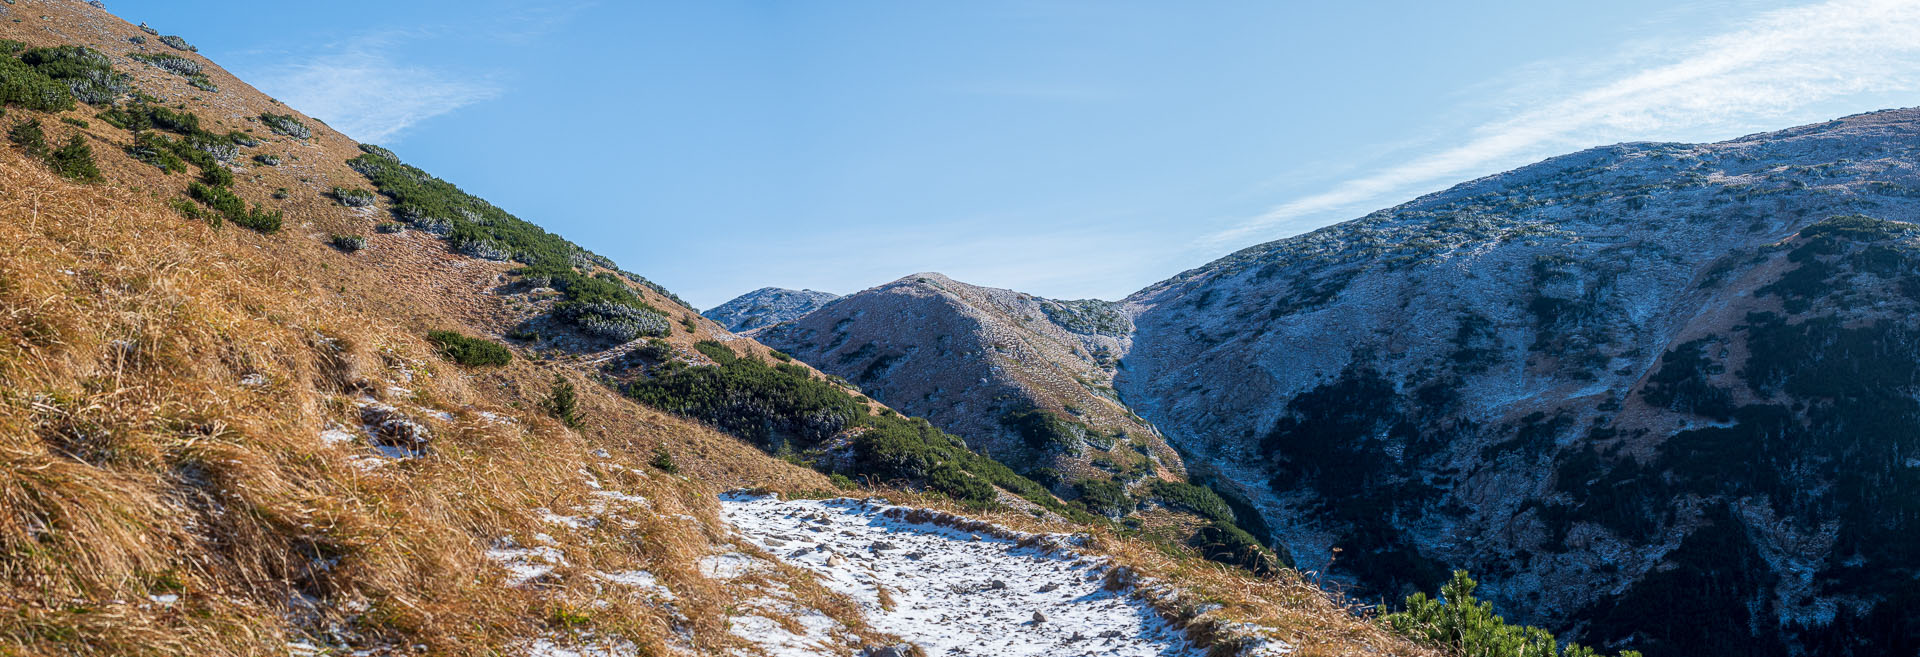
[704,288,842,332]
[1120,108,1920,655]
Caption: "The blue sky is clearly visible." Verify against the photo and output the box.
[117,1,1920,308]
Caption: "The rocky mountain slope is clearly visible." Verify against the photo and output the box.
[749,109,1920,657]
[703,287,840,333]
[1121,109,1920,656]
[754,274,1187,490]
[0,3,1428,656]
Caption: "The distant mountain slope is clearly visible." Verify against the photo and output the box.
[702,287,839,332]
[1121,108,1920,656]
[756,274,1190,494]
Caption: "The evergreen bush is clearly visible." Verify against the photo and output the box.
[1385,571,1642,657]
[259,111,308,138]
[426,330,512,367]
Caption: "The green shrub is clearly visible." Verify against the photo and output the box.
[769,350,793,362]
[59,117,86,128]
[46,133,100,181]
[329,234,366,253]
[426,330,512,367]
[556,300,671,342]
[0,40,23,55]
[1385,571,1641,657]
[166,197,203,222]
[0,53,75,112]
[1191,521,1286,577]
[252,153,280,166]
[627,356,862,449]
[1148,480,1235,523]
[259,112,308,139]
[332,187,376,207]
[123,132,178,172]
[828,473,857,490]
[649,447,678,473]
[692,340,737,364]
[187,182,280,233]
[375,221,403,234]
[632,338,673,362]
[1000,407,1082,454]
[127,51,214,91]
[8,118,46,157]
[198,160,232,187]
[1074,479,1131,517]
[544,375,580,428]
[157,35,196,53]
[19,46,128,105]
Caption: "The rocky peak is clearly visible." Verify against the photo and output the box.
[702,286,841,332]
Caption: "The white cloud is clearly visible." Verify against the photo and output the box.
[256,34,499,143]
[1205,0,1920,247]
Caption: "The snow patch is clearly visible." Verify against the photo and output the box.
[719,493,1208,657]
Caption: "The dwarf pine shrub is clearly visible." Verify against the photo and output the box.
[456,237,514,261]
[130,52,216,91]
[0,54,76,112]
[137,23,158,36]
[47,133,100,182]
[1385,571,1642,657]
[7,118,46,157]
[129,52,200,76]
[1148,480,1236,523]
[166,197,204,223]
[187,182,280,233]
[21,46,129,105]
[332,187,376,207]
[198,161,232,187]
[375,222,403,234]
[188,132,238,162]
[692,340,737,364]
[558,300,671,341]
[251,153,279,166]
[544,375,581,428]
[126,131,185,173]
[259,112,308,138]
[426,330,511,367]
[157,35,196,53]
[1074,478,1131,517]
[330,234,366,253]
[1190,520,1285,576]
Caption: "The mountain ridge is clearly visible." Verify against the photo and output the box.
[745,106,1920,657]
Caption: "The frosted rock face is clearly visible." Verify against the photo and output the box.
[1119,108,1920,654]
[702,287,840,332]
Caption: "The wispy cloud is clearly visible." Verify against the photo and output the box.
[1205,0,1920,247]
[257,33,500,143]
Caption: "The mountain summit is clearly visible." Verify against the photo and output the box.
[701,287,840,332]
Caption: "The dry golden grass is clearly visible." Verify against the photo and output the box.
[0,139,837,656]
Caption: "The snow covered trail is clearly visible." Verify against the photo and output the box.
[719,493,1204,657]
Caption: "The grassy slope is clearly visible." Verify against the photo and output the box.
[0,2,1429,656]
